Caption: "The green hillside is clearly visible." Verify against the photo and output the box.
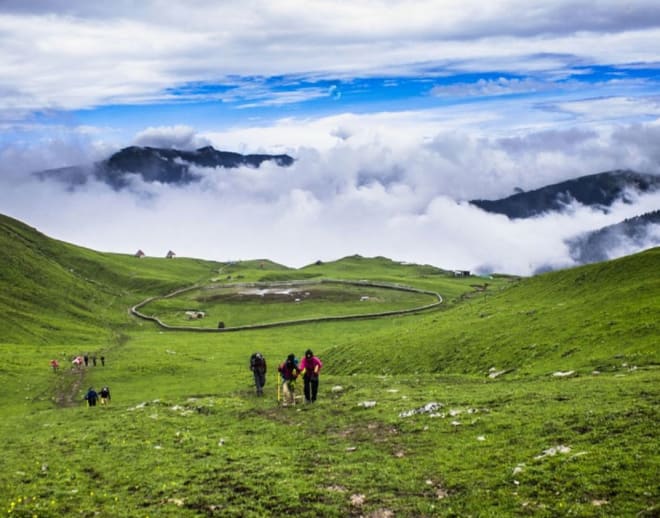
[0,213,658,517]
[328,248,659,377]
[0,214,223,343]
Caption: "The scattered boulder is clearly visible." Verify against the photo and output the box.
[552,370,575,377]
[399,402,443,418]
[535,445,571,459]
[488,369,507,379]
[350,494,366,507]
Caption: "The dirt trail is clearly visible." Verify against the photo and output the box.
[54,367,86,407]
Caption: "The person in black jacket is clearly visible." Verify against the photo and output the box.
[99,386,111,405]
[250,352,267,396]
[84,387,98,407]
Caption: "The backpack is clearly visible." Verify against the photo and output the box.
[251,353,266,372]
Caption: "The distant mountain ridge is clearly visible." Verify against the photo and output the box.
[469,170,660,271]
[36,145,294,189]
[567,210,660,265]
[470,170,660,219]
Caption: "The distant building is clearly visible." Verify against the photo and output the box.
[453,270,470,277]
[135,249,145,258]
[166,250,176,259]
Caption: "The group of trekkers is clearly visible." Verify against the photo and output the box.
[47,353,111,408]
[51,353,106,372]
[84,386,111,407]
[77,350,321,408]
[250,349,323,406]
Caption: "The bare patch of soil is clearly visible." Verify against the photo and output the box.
[53,368,85,408]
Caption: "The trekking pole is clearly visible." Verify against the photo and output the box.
[276,371,281,403]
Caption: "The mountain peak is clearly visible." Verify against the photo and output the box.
[35,145,295,189]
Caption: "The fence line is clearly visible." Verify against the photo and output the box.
[130,279,443,333]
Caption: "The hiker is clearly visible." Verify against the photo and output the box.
[83,354,89,367]
[100,356,105,366]
[84,387,98,407]
[277,354,299,406]
[50,359,59,372]
[299,349,323,403]
[92,355,97,366]
[249,352,267,396]
[99,386,111,405]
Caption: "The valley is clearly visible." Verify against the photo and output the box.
[0,213,657,517]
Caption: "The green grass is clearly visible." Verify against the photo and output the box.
[0,213,658,517]
[140,281,440,328]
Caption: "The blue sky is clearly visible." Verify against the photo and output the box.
[17,64,660,146]
[1,1,660,274]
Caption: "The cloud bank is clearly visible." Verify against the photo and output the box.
[0,1,658,275]
[2,119,659,276]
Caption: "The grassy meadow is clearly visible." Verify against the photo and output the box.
[0,213,658,517]
[140,281,441,328]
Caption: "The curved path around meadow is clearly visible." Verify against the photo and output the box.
[130,279,443,332]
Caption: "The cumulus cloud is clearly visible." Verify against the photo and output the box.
[2,117,659,276]
[133,125,211,149]
[1,2,659,276]
[0,131,110,181]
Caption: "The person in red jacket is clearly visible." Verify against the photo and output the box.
[299,349,323,403]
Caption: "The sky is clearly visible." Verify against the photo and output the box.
[1,0,660,275]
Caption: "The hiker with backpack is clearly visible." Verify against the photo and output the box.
[299,349,323,403]
[277,354,299,406]
[250,352,267,396]
[84,387,98,407]
[99,386,111,405]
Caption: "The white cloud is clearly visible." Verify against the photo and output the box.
[551,96,660,121]
[0,2,659,113]
[1,1,659,276]
[133,125,211,149]
[431,77,552,97]
[2,117,659,276]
